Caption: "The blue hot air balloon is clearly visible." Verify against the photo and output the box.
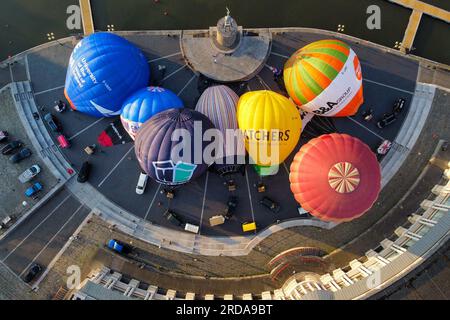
[64,32,150,118]
[135,109,215,186]
[120,87,184,140]
[195,85,245,175]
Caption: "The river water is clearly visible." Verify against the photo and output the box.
[0,0,449,65]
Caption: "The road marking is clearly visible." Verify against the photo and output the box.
[257,75,271,90]
[0,259,32,289]
[177,74,197,97]
[283,162,290,175]
[97,145,135,188]
[9,63,14,82]
[148,52,181,63]
[161,64,186,82]
[144,184,162,220]
[346,116,386,140]
[18,204,85,278]
[32,212,93,291]
[2,195,72,262]
[271,51,290,59]
[198,172,209,235]
[363,78,414,95]
[245,169,256,223]
[34,85,65,96]
[24,55,31,82]
[68,117,104,141]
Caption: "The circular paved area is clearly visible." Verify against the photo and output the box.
[27,31,418,237]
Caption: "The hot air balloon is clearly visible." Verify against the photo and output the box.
[237,90,302,170]
[284,39,363,117]
[135,108,215,186]
[64,32,150,118]
[289,133,381,222]
[195,85,245,175]
[121,87,184,139]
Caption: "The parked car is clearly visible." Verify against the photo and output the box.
[10,147,32,163]
[107,239,131,254]
[184,223,199,234]
[164,210,184,227]
[18,165,41,183]
[77,161,91,183]
[377,113,397,129]
[392,98,406,114]
[43,113,62,132]
[23,264,42,283]
[225,196,238,219]
[259,196,281,213]
[1,140,23,155]
[25,182,43,197]
[0,130,8,143]
[57,134,70,149]
[136,172,148,195]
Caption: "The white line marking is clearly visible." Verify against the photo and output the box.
[18,204,85,277]
[68,118,104,141]
[257,75,271,90]
[97,145,135,188]
[161,64,186,82]
[270,52,290,59]
[34,85,65,96]
[245,169,256,223]
[177,74,197,96]
[148,52,181,63]
[32,212,93,291]
[363,78,414,95]
[346,116,385,140]
[24,55,31,82]
[198,172,209,235]
[283,163,290,175]
[144,184,162,220]
[2,195,72,262]
[0,259,32,289]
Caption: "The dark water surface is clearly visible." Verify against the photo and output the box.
[0,0,449,65]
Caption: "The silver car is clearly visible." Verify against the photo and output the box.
[18,165,41,183]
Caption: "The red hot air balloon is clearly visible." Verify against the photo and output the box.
[289,133,381,222]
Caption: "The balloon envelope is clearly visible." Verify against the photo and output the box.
[121,87,184,139]
[135,108,215,186]
[284,39,363,117]
[64,32,149,118]
[289,133,381,222]
[195,85,245,172]
[237,90,301,166]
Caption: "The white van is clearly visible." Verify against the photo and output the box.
[136,172,148,195]
[184,223,199,234]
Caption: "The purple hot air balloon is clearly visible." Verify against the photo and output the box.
[135,108,215,186]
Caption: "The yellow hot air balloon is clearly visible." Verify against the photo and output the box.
[284,39,364,117]
[237,90,302,167]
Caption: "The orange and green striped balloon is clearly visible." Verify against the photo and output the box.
[283,39,364,117]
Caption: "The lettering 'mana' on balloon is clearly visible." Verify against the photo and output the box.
[284,39,364,117]
[64,32,150,118]
[237,90,302,166]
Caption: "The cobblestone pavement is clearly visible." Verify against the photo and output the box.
[0,88,57,222]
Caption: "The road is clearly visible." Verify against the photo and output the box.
[0,187,89,285]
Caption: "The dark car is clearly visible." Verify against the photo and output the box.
[43,113,62,132]
[225,196,238,219]
[23,264,42,283]
[10,147,32,163]
[392,98,406,114]
[77,161,91,183]
[164,210,184,227]
[259,196,281,213]
[377,113,397,129]
[1,140,23,155]
[0,130,8,143]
